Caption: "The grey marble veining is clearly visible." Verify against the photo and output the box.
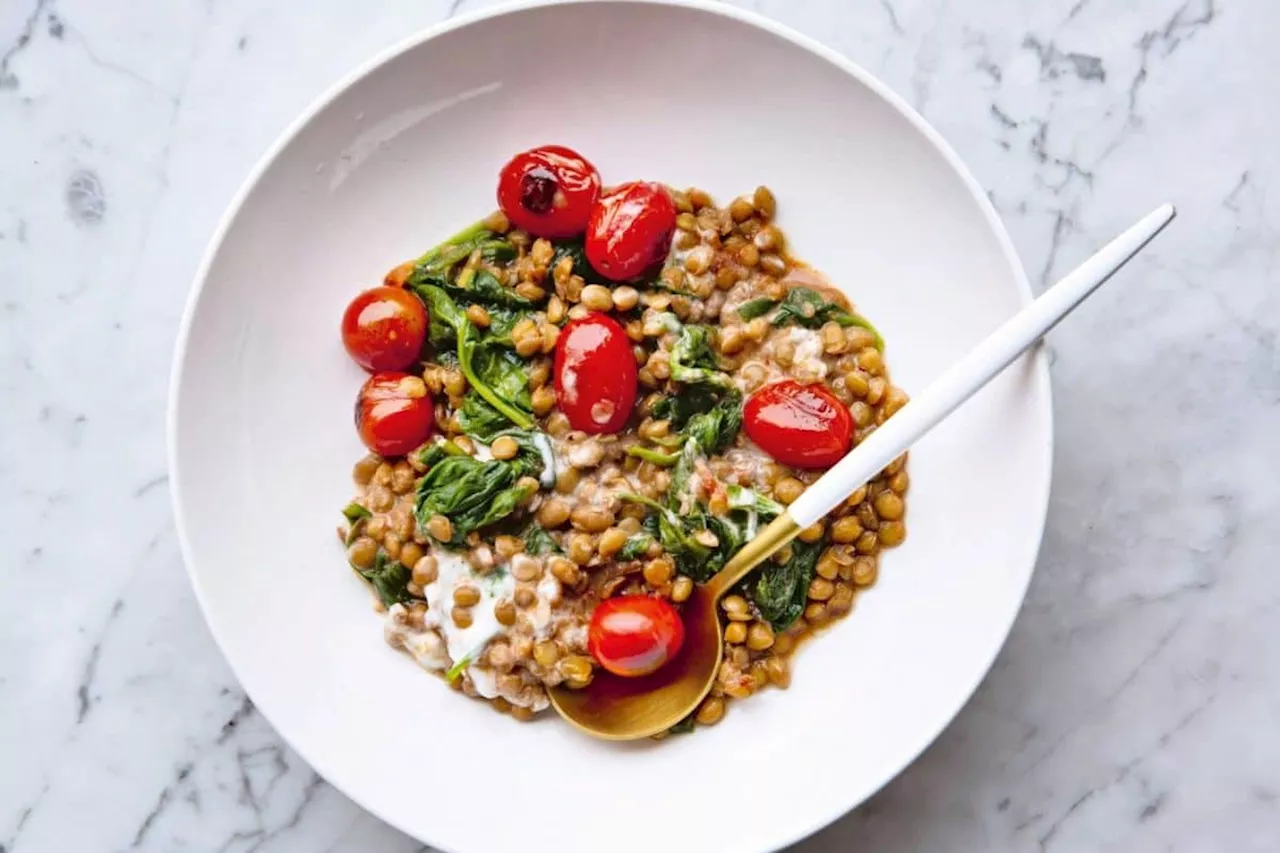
[1,0,1277,851]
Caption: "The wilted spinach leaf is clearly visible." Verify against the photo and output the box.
[415,449,542,545]
[735,297,777,321]
[456,393,513,442]
[445,269,536,310]
[651,385,721,428]
[667,715,696,735]
[682,391,743,456]
[751,540,823,631]
[619,493,712,577]
[407,222,515,286]
[734,287,883,349]
[549,240,598,282]
[523,522,562,556]
[617,532,656,561]
[342,501,371,523]
[357,550,417,607]
[414,283,534,430]
[726,484,785,518]
[417,438,468,469]
[624,445,680,467]
[669,325,731,387]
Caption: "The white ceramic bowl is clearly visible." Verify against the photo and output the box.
[169,2,1052,851]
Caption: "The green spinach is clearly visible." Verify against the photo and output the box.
[523,522,562,556]
[650,384,720,428]
[624,445,680,467]
[456,394,513,442]
[446,269,534,309]
[667,715,696,735]
[619,493,712,576]
[549,240,598,282]
[414,447,542,545]
[342,501,371,523]
[417,438,468,469]
[726,484,785,519]
[407,222,516,286]
[735,297,777,321]
[681,391,743,456]
[669,325,732,387]
[445,653,473,682]
[416,283,534,430]
[751,540,823,631]
[617,532,656,561]
[735,287,883,349]
[357,550,417,607]
[618,492,745,582]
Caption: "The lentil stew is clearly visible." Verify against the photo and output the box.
[337,147,909,734]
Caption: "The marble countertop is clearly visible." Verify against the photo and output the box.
[3,0,1276,850]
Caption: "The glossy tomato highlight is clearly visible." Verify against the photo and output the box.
[497,145,601,238]
[588,596,686,677]
[341,286,428,372]
[553,313,637,434]
[584,181,677,281]
[743,379,853,469]
[355,372,435,457]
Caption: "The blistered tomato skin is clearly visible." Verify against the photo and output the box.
[497,145,601,239]
[355,372,435,457]
[743,380,853,469]
[553,313,638,434]
[588,596,686,678]
[341,286,429,372]
[584,182,677,282]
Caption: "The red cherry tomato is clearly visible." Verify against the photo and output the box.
[342,286,428,372]
[553,313,637,434]
[497,145,601,239]
[743,379,853,469]
[355,372,435,457]
[585,182,677,282]
[588,596,686,678]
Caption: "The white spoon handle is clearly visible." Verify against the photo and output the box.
[788,203,1176,528]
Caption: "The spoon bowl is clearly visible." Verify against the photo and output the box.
[549,582,723,739]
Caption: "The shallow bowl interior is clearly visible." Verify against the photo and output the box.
[170,2,1052,851]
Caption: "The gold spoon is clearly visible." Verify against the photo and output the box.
[549,205,1176,740]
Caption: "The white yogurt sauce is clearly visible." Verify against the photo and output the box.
[530,572,563,637]
[419,548,514,696]
[386,544,568,709]
[384,605,450,670]
[786,327,829,380]
[531,431,557,488]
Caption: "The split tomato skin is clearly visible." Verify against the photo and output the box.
[497,145,601,239]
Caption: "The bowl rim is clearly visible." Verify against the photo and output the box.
[167,1,1053,849]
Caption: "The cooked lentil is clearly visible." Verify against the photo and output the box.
[342,185,909,730]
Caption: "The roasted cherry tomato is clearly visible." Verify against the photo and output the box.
[553,313,637,434]
[342,286,428,372]
[588,595,686,678]
[743,379,853,469]
[585,181,677,281]
[497,145,601,238]
[355,372,435,457]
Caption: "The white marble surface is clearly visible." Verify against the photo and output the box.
[1,0,1276,850]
